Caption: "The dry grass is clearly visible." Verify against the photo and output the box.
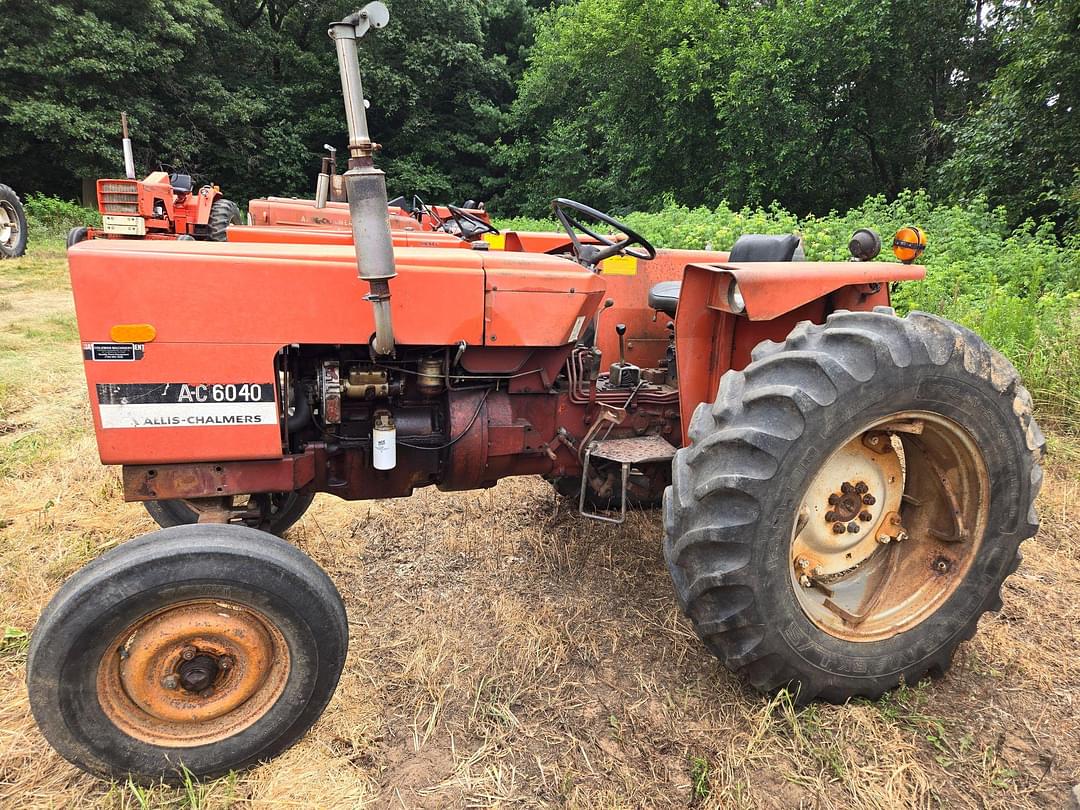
[1,247,1077,809]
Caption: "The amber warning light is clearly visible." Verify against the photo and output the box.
[892,226,927,264]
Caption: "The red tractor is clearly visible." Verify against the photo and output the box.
[68,114,242,246]
[29,4,1042,784]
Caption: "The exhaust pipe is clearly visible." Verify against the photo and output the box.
[120,112,136,180]
[314,156,330,209]
[329,3,395,356]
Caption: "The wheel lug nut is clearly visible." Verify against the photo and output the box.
[199,687,215,698]
[799,574,812,588]
[934,557,950,573]
[859,511,873,521]
[854,481,868,494]
[841,482,854,494]
[162,675,178,690]
[862,494,876,505]
[877,534,891,544]
[824,511,838,522]
[896,531,909,543]
[831,522,845,534]
[219,656,233,670]
[181,646,197,661]
[846,522,859,533]
[827,493,840,506]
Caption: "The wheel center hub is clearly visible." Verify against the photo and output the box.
[177,654,220,693]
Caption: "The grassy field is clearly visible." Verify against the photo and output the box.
[0,243,1078,808]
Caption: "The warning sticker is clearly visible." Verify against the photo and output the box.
[84,343,144,361]
[96,383,277,429]
[600,255,638,276]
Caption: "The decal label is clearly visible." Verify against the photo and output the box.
[84,343,144,361]
[482,232,506,250]
[96,383,277,429]
[600,255,638,275]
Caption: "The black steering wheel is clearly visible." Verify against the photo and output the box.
[552,198,657,268]
[446,204,499,238]
[411,195,444,228]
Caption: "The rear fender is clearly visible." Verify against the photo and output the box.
[674,261,926,444]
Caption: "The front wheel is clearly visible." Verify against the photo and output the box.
[664,309,1043,703]
[27,524,348,782]
[145,492,314,536]
[0,183,28,258]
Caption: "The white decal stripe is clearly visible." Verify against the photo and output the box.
[99,402,279,429]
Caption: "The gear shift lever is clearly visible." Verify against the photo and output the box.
[609,323,641,388]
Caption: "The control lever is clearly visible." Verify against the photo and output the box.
[608,322,641,388]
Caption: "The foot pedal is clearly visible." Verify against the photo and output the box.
[579,436,677,524]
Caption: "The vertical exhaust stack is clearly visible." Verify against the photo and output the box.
[329,3,395,356]
[120,112,136,180]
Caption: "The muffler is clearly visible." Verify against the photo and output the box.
[329,3,396,356]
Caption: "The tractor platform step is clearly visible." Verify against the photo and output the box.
[580,435,677,524]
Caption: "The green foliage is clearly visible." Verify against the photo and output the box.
[22,194,100,243]
[936,0,1080,233]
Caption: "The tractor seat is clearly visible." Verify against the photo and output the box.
[170,173,193,194]
[647,233,803,316]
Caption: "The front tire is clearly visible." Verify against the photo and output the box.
[27,524,348,782]
[663,309,1043,703]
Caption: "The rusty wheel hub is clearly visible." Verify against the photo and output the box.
[98,599,289,747]
[790,412,989,641]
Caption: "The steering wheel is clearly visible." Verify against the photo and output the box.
[552,198,656,268]
[446,204,499,238]
[411,195,444,228]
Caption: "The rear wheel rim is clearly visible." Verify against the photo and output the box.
[789,411,990,642]
[0,201,17,248]
[97,599,290,747]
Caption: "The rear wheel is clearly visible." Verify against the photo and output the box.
[27,524,348,782]
[145,492,315,536]
[206,198,242,241]
[664,309,1043,702]
[0,184,28,258]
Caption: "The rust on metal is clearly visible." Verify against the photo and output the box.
[97,599,289,747]
[790,411,990,643]
[122,455,316,502]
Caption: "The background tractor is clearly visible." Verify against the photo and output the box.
[0,182,28,258]
[28,3,1043,785]
[68,114,242,246]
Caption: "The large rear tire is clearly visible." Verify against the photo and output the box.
[664,309,1043,703]
[206,198,242,242]
[0,183,28,258]
[27,524,348,782]
[145,492,315,536]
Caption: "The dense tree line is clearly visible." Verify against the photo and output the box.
[0,0,1075,229]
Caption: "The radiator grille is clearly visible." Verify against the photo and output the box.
[98,181,139,214]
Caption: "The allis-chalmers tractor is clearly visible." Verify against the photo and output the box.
[68,114,242,246]
[28,4,1043,784]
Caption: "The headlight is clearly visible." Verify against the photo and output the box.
[728,280,746,314]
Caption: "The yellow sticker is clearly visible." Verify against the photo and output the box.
[482,233,506,250]
[601,254,638,275]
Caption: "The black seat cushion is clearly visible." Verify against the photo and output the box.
[170,173,193,194]
[728,233,800,262]
[646,233,801,316]
[648,280,682,317]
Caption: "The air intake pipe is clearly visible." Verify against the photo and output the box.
[329,3,395,356]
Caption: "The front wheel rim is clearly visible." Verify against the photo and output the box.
[789,411,990,642]
[0,201,17,248]
[97,599,290,747]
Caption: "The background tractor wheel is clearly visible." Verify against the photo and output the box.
[0,183,28,258]
[27,524,348,782]
[145,492,314,536]
[66,226,89,248]
[664,308,1043,703]
[206,198,242,241]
